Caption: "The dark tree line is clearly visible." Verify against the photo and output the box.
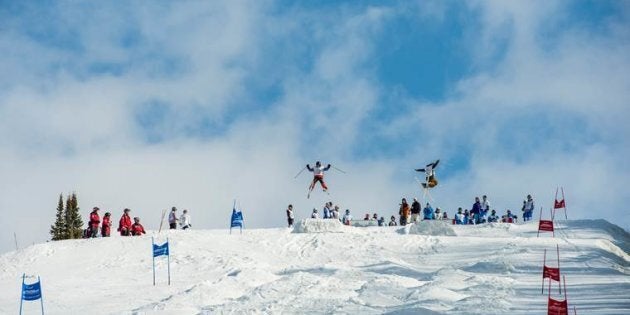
[50,193,84,240]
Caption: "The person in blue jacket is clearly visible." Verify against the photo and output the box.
[423,203,434,220]
[463,209,470,224]
[455,208,465,225]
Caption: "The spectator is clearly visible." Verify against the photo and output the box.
[180,209,191,230]
[487,210,499,223]
[323,202,332,219]
[118,208,132,236]
[372,213,378,221]
[343,209,352,225]
[399,198,410,225]
[131,217,146,236]
[463,209,470,225]
[479,195,490,223]
[410,198,421,223]
[502,209,517,223]
[311,208,319,219]
[101,212,112,237]
[286,204,294,228]
[168,207,178,230]
[434,208,443,220]
[455,208,465,225]
[364,213,370,220]
[89,207,100,238]
[423,203,434,220]
[378,217,385,226]
[332,206,340,220]
[471,197,481,224]
[388,215,397,226]
[522,195,534,221]
[468,211,476,225]
[443,211,448,219]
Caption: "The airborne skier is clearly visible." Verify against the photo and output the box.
[415,159,440,188]
[306,161,331,198]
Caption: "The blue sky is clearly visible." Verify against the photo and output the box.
[0,1,629,253]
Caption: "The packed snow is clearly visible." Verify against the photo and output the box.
[0,220,628,314]
[405,220,456,236]
[293,218,347,233]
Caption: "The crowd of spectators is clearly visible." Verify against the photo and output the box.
[290,193,536,227]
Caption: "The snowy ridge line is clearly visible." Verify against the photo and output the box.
[0,220,628,314]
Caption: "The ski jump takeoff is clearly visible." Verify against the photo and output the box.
[415,159,440,188]
[307,161,331,198]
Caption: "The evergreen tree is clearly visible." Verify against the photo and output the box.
[64,192,84,239]
[50,194,66,240]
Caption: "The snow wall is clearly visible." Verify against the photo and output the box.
[406,220,456,236]
[293,219,347,233]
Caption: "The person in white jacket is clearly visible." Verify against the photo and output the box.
[307,161,331,197]
[286,204,295,228]
[522,194,535,221]
[180,209,191,230]
[342,209,352,225]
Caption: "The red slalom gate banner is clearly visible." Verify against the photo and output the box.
[538,207,555,237]
[542,245,562,294]
[553,187,568,220]
[547,276,575,315]
[548,298,568,315]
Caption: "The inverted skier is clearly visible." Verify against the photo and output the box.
[415,159,440,188]
[307,161,331,198]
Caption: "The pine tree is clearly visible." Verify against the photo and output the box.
[50,194,66,240]
[64,192,84,239]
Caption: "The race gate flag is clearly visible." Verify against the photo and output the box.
[538,207,555,237]
[230,200,243,234]
[152,237,171,286]
[19,274,44,315]
[553,187,568,220]
[547,276,573,315]
[542,245,562,295]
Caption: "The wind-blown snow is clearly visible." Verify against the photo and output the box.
[0,220,628,314]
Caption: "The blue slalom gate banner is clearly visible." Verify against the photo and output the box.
[230,200,243,234]
[153,242,169,257]
[152,237,171,286]
[19,274,44,315]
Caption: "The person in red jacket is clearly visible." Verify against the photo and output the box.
[101,212,112,237]
[131,217,146,236]
[118,208,132,236]
[89,207,101,238]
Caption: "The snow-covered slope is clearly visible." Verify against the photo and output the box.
[0,220,628,314]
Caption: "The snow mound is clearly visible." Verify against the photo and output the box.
[406,221,456,236]
[293,218,346,233]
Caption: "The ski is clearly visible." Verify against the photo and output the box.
[158,209,167,233]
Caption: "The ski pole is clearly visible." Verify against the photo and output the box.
[332,166,346,174]
[294,166,307,178]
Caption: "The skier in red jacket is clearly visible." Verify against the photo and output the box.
[118,208,132,236]
[131,217,146,236]
[101,212,112,237]
[89,207,100,238]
